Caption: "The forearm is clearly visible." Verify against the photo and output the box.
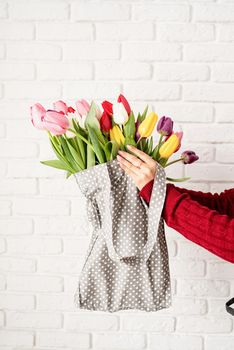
[162,185,234,262]
[140,180,234,216]
[139,181,234,263]
[173,186,234,217]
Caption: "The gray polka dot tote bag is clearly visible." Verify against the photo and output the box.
[74,158,171,312]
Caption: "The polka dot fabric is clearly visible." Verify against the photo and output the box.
[74,158,171,312]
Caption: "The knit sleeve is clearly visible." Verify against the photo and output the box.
[172,185,234,217]
[138,179,154,204]
[139,180,234,263]
[139,180,234,216]
[162,184,234,263]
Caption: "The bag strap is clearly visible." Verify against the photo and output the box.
[226,298,234,316]
[102,160,167,264]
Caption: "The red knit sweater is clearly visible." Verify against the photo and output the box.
[139,180,234,263]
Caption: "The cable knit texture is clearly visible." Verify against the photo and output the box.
[139,181,234,263]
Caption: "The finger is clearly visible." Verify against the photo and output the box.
[126,145,155,165]
[118,150,147,169]
[118,159,139,182]
[117,149,151,176]
[117,154,139,175]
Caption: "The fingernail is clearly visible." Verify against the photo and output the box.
[127,145,132,149]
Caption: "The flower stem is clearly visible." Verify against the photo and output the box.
[136,137,142,144]
[155,134,164,160]
[164,157,184,168]
[68,128,95,151]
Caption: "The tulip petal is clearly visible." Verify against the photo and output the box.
[45,110,70,129]
[112,103,128,125]
[102,100,113,115]
[100,111,112,132]
[76,99,90,116]
[42,121,66,135]
[53,100,68,114]
[117,94,131,115]
[30,103,46,130]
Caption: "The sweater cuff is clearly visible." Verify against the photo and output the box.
[139,179,154,204]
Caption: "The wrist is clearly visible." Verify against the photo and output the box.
[139,179,154,203]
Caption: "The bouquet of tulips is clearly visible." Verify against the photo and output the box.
[30,94,199,181]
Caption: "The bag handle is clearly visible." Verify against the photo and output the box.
[102,160,167,264]
[226,298,234,316]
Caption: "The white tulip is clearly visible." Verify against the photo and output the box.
[112,103,128,125]
[65,111,87,138]
[95,103,102,120]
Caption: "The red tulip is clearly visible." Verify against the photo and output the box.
[100,111,112,132]
[102,100,113,116]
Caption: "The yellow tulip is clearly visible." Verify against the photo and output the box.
[159,134,180,158]
[110,125,125,146]
[138,112,158,138]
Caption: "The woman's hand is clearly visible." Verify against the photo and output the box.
[117,144,157,191]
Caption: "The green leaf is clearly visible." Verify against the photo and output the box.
[151,145,159,160]
[142,105,148,119]
[123,111,137,148]
[110,140,119,160]
[123,111,136,138]
[48,135,74,173]
[138,138,144,151]
[40,160,69,171]
[125,136,137,147]
[87,125,106,164]
[166,177,191,182]
[158,157,168,167]
[72,118,79,132]
[74,132,85,166]
[87,135,96,168]
[65,137,84,170]
[74,131,94,151]
[103,141,112,161]
[59,136,79,171]
[142,138,148,153]
[84,101,100,130]
[66,171,73,178]
[148,136,153,154]
[137,105,148,123]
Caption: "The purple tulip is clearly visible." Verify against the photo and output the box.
[157,116,173,136]
[135,120,141,141]
[181,150,199,164]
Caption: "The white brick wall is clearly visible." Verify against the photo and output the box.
[0,0,234,349]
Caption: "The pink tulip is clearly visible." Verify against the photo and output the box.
[42,110,70,136]
[53,100,76,115]
[174,131,183,152]
[76,99,90,116]
[53,100,68,114]
[30,103,46,130]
